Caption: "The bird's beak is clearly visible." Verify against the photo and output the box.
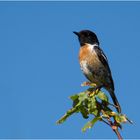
[73,31,80,37]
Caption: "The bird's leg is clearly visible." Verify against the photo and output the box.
[88,85,102,96]
[81,81,90,86]
[81,81,97,87]
[81,82,103,96]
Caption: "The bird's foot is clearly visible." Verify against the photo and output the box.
[88,88,100,97]
[81,82,101,96]
[81,81,91,86]
[81,81,97,87]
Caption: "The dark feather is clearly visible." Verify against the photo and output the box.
[94,45,114,91]
[94,45,121,113]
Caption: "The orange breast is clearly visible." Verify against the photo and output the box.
[79,44,100,66]
[79,44,90,62]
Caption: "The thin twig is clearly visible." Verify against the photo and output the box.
[101,118,110,126]
[100,116,123,140]
[113,128,123,140]
[108,118,123,140]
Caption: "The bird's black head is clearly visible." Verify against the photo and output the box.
[73,30,99,46]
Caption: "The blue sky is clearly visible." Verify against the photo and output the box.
[0,1,140,139]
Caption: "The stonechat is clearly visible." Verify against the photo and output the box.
[73,30,121,113]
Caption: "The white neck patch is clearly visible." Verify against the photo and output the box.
[86,43,98,52]
[86,43,108,62]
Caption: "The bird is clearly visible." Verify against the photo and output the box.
[73,30,121,113]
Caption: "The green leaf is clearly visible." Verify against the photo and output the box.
[115,114,127,124]
[78,92,88,102]
[102,111,116,118]
[56,107,78,124]
[70,92,88,107]
[70,94,79,101]
[72,98,79,107]
[70,94,80,107]
[79,105,89,119]
[87,97,97,113]
[82,117,100,132]
[96,91,108,102]
[71,92,88,107]
[57,84,133,134]
[91,109,99,116]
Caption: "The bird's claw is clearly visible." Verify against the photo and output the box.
[81,81,97,87]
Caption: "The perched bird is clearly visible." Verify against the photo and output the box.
[73,30,121,113]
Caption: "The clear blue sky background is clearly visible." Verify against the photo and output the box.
[0,1,140,139]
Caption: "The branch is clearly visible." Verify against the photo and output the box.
[100,113,123,139]
[102,118,123,140]
[56,85,132,139]
[113,128,123,140]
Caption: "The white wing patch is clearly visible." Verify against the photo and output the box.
[87,43,108,62]
[100,50,108,62]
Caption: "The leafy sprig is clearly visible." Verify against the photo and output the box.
[56,83,132,139]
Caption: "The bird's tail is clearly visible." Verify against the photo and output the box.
[108,89,121,113]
